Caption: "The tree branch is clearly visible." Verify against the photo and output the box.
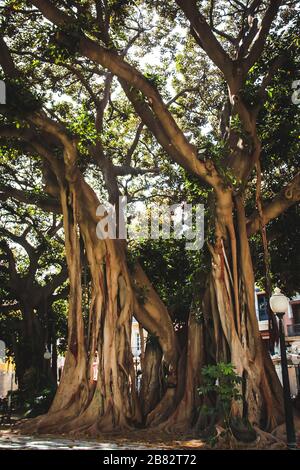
[166,86,200,107]
[247,172,300,236]
[0,240,18,283]
[124,122,143,166]
[0,36,19,77]
[0,226,36,259]
[95,72,113,132]
[243,0,283,73]
[253,53,287,114]
[0,302,20,315]
[176,0,233,82]
[114,165,159,177]
[0,183,61,213]
[28,0,221,189]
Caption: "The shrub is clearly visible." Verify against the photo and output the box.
[198,362,242,446]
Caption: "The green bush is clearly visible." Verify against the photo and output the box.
[198,362,242,446]
[23,387,56,418]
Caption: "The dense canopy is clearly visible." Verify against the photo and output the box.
[0,0,299,442]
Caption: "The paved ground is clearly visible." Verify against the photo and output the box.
[3,420,298,450]
[0,425,199,450]
[0,417,207,450]
[0,433,165,450]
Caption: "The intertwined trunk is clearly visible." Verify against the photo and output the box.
[2,0,292,440]
[21,170,284,436]
[157,189,284,433]
[207,191,283,429]
[22,170,177,435]
[13,303,49,396]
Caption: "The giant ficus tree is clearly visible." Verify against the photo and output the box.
[0,183,68,392]
[0,0,299,437]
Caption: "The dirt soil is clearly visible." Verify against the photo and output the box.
[0,416,300,450]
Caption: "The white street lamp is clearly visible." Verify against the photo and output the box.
[269,287,296,449]
[44,346,51,361]
[269,287,289,315]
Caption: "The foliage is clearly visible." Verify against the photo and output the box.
[198,363,242,446]
[23,386,56,418]
[129,237,208,324]
[0,0,299,427]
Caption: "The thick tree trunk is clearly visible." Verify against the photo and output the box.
[210,192,284,430]
[139,339,164,420]
[156,311,204,432]
[159,189,284,433]
[21,170,283,436]
[21,170,178,435]
[15,304,46,395]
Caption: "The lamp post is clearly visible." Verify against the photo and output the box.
[44,346,51,361]
[270,288,297,449]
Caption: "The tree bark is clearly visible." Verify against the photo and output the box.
[21,169,178,435]
[14,303,46,395]
[13,0,288,437]
[160,189,284,433]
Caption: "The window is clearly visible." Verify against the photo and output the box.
[136,333,141,351]
[292,303,300,324]
[257,294,269,321]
